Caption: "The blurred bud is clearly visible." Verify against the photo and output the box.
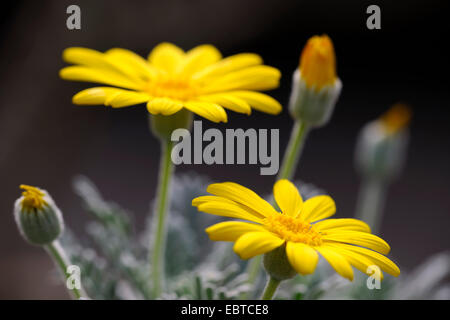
[289,35,342,127]
[355,104,412,181]
[14,185,64,245]
[263,245,297,281]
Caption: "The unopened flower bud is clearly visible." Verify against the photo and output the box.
[289,35,342,127]
[14,185,64,245]
[263,244,297,281]
[355,104,412,181]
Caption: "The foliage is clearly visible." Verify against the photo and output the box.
[59,174,449,300]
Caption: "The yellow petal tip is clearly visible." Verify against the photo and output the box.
[299,34,337,89]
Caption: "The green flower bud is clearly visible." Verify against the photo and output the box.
[289,69,342,128]
[288,35,342,127]
[149,108,193,141]
[263,244,297,281]
[14,185,64,245]
[355,104,411,181]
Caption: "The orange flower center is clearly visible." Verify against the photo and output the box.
[264,214,322,246]
[143,74,199,101]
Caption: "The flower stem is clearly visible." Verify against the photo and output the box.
[151,139,174,298]
[261,277,281,300]
[241,120,310,299]
[278,120,310,180]
[45,240,88,299]
[355,178,386,234]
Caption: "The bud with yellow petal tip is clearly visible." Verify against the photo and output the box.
[289,35,342,127]
[355,104,412,232]
[14,185,64,245]
[355,104,412,181]
[380,103,412,136]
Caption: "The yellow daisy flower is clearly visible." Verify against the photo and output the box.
[59,43,282,123]
[192,179,400,281]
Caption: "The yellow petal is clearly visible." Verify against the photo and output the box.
[299,195,336,222]
[316,246,354,280]
[184,101,227,123]
[233,232,284,260]
[62,47,111,69]
[177,44,222,76]
[72,87,122,105]
[196,201,264,223]
[314,218,371,233]
[192,53,263,81]
[60,66,142,90]
[193,195,267,220]
[148,42,185,73]
[202,66,281,93]
[322,231,391,255]
[285,241,319,275]
[228,91,282,115]
[72,86,149,108]
[106,48,159,80]
[299,35,337,90]
[198,93,251,115]
[326,243,400,277]
[206,221,266,242]
[63,47,147,84]
[273,180,303,217]
[326,244,384,280]
[105,90,150,108]
[207,182,278,217]
[146,97,183,116]
[380,103,412,135]
[102,54,146,84]
[192,195,236,207]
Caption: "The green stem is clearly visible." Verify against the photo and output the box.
[278,120,310,180]
[261,277,281,300]
[355,178,386,234]
[151,139,174,298]
[45,240,88,299]
[240,120,310,299]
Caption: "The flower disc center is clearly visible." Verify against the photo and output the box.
[144,75,199,101]
[265,214,322,246]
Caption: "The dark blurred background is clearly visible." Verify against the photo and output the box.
[0,0,449,299]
